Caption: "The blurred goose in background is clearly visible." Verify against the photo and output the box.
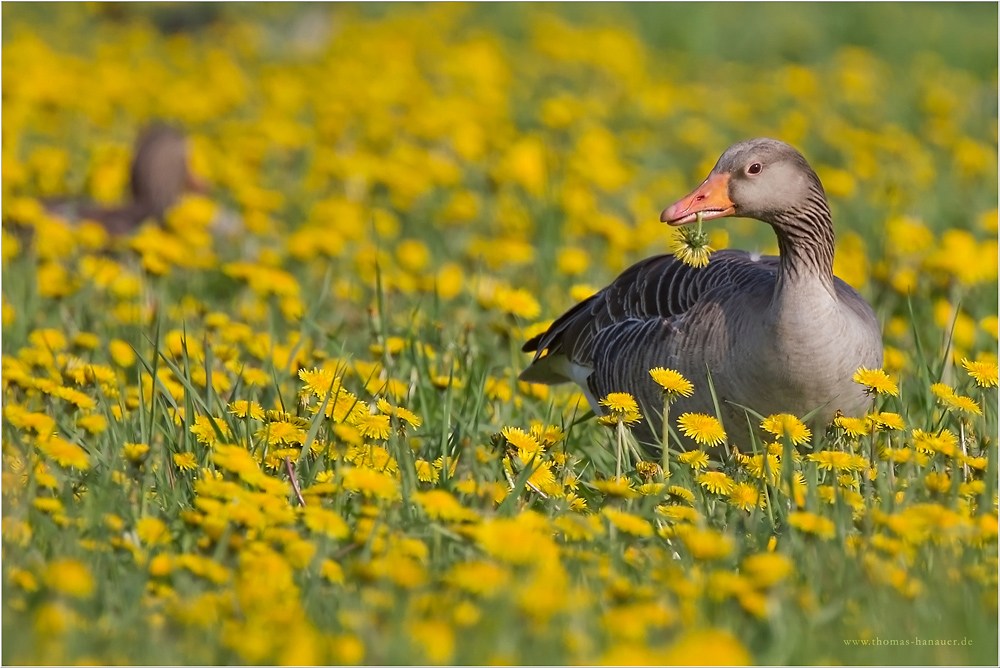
[520,138,883,452]
[45,123,207,235]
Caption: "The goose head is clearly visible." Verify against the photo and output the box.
[130,123,207,219]
[660,138,827,229]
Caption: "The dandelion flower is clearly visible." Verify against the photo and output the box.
[602,507,654,537]
[350,413,392,440]
[695,470,735,495]
[677,449,710,470]
[852,366,899,396]
[44,559,94,599]
[414,459,439,483]
[728,482,761,511]
[501,426,541,454]
[122,442,150,463]
[172,452,197,471]
[835,414,869,437]
[961,358,998,388]
[787,511,835,539]
[666,485,696,504]
[596,411,643,427]
[677,413,726,447]
[867,411,906,430]
[229,400,265,420]
[924,471,951,493]
[671,215,714,269]
[761,414,811,445]
[649,367,694,400]
[37,437,90,470]
[742,552,794,587]
[931,386,983,416]
[136,517,171,546]
[593,477,638,499]
[599,392,640,417]
[679,527,733,560]
[808,450,864,471]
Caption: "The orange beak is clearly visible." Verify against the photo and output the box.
[660,172,735,226]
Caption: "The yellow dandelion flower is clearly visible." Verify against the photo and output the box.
[728,482,761,511]
[695,470,735,495]
[299,366,347,398]
[662,629,750,666]
[656,504,700,523]
[679,527,733,560]
[599,392,641,417]
[342,466,400,501]
[414,459,440,483]
[50,386,97,411]
[254,421,306,446]
[446,561,510,597]
[835,415,869,438]
[961,357,999,388]
[924,471,951,493]
[672,218,714,269]
[77,414,108,434]
[677,449,710,470]
[493,287,541,319]
[787,511,835,539]
[36,436,90,470]
[501,426,541,454]
[677,413,726,446]
[136,517,171,546]
[597,411,643,427]
[602,507,654,537]
[667,485,696,504]
[123,442,150,463]
[742,552,794,588]
[350,413,392,440]
[912,428,958,457]
[931,382,956,401]
[867,411,906,430]
[649,367,694,400]
[108,339,137,367]
[852,366,899,396]
[415,490,479,523]
[172,452,197,471]
[593,477,638,499]
[229,400,265,420]
[375,399,423,428]
[320,559,345,584]
[43,559,94,599]
[808,450,865,471]
[761,413,811,444]
[931,386,983,416]
[301,507,349,539]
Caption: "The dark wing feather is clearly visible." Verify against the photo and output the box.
[522,249,780,373]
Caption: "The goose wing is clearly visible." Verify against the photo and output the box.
[519,249,779,383]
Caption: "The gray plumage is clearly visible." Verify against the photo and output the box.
[520,138,883,453]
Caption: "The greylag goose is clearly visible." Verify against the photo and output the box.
[45,123,206,235]
[520,138,883,452]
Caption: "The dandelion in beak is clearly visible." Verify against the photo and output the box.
[672,212,714,268]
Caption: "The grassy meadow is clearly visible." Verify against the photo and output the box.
[2,3,998,665]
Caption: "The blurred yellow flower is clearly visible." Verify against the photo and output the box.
[44,559,94,599]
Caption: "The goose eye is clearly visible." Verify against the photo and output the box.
[747,163,762,175]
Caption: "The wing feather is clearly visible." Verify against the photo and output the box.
[520,250,780,383]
